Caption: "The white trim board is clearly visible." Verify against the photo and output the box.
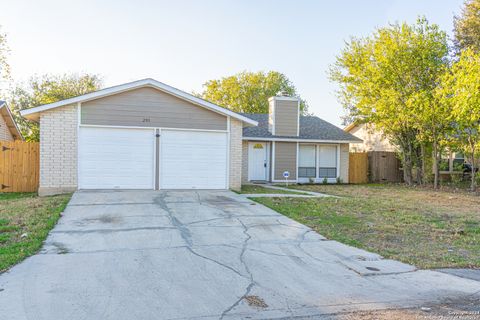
[243,137,360,144]
[79,124,228,133]
[20,78,258,126]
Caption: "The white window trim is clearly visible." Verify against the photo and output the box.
[297,143,340,183]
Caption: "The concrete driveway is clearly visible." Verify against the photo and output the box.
[0,190,479,320]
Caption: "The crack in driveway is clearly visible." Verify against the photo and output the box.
[154,192,250,280]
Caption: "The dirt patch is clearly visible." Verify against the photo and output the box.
[244,295,268,309]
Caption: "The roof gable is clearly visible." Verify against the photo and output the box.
[0,101,23,140]
[19,78,257,126]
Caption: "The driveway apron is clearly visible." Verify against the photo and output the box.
[0,190,479,320]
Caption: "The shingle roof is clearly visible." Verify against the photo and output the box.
[241,113,361,142]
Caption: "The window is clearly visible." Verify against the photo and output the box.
[453,151,465,171]
[299,145,316,178]
[318,145,337,178]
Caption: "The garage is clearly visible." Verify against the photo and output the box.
[78,127,228,190]
[160,130,228,189]
[21,79,257,195]
[78,127,155,189]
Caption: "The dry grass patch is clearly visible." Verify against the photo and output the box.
[254,184,480,269]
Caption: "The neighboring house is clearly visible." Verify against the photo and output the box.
[0,100,23,141]
[20,79,360,196]
[344,122,395,152]
[345,122,472,175]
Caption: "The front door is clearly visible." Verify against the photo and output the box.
[248,142,268,181]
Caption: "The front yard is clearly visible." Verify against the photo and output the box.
[253,184,480,269]
[0,193,71,272]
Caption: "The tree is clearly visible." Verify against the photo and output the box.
[199,71,308,114]
[329,18,449,185]
[438,48,480,191]
[0,25,11,92]
[454,0,480,53]
[8,73,102,141]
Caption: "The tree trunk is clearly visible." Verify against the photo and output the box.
[421,144,427,185]
[414,145,423,185]
[403,150,413,185]
[470,140,477,192]
[433,141,439,189]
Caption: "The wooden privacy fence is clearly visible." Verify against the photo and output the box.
[349,153,368,184]
[349,151,403,184]
[368,151,403,183]
[0,141,39,192]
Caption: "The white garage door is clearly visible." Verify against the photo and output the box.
[78,127,154,189]
[160,130,228,189]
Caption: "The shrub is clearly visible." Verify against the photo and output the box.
[451,173,463,185]
[322,177,328,184]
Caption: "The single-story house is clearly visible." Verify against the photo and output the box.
[0,100,23,141]
[20,79,360,196]
[344,122,395,153]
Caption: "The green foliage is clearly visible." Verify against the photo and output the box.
[322,177,328,184]
[451,173,464,185]
[330,18,449,185]
[8,73,102,141]
[454,0,480,53]
[475,172,480,186]
[437,48,480,191]
[0,25,11,92]
[198,71,308,114]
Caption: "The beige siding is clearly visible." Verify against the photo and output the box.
[339,143,349,183]
[274,142,297,180]
[273,100,298,136]
[229,119,243,191]
[39,105,78,196]
[81,87,227,130]
[349,123,395,152]
[268,100,274,133]
[0,114,13,141]
[241,141,249,184]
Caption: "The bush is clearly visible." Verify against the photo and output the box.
[336,177,343,184]
[322,177,328,184]
[451,173,463,185]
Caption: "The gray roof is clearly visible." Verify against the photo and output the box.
[241,113,361,142]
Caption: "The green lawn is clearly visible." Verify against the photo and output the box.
[237,185,307,195]
[253,184,480,269]
[0,193,71,272]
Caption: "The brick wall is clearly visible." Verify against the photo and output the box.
[39,105,78,196]
[229,118,243,191]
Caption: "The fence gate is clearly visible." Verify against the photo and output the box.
[368,151,403,182]
[349,152,368,184]
[0,141,39,192]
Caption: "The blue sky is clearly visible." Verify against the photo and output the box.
[0,0,464,126]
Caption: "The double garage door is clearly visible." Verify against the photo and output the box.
[78,127,228,190]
